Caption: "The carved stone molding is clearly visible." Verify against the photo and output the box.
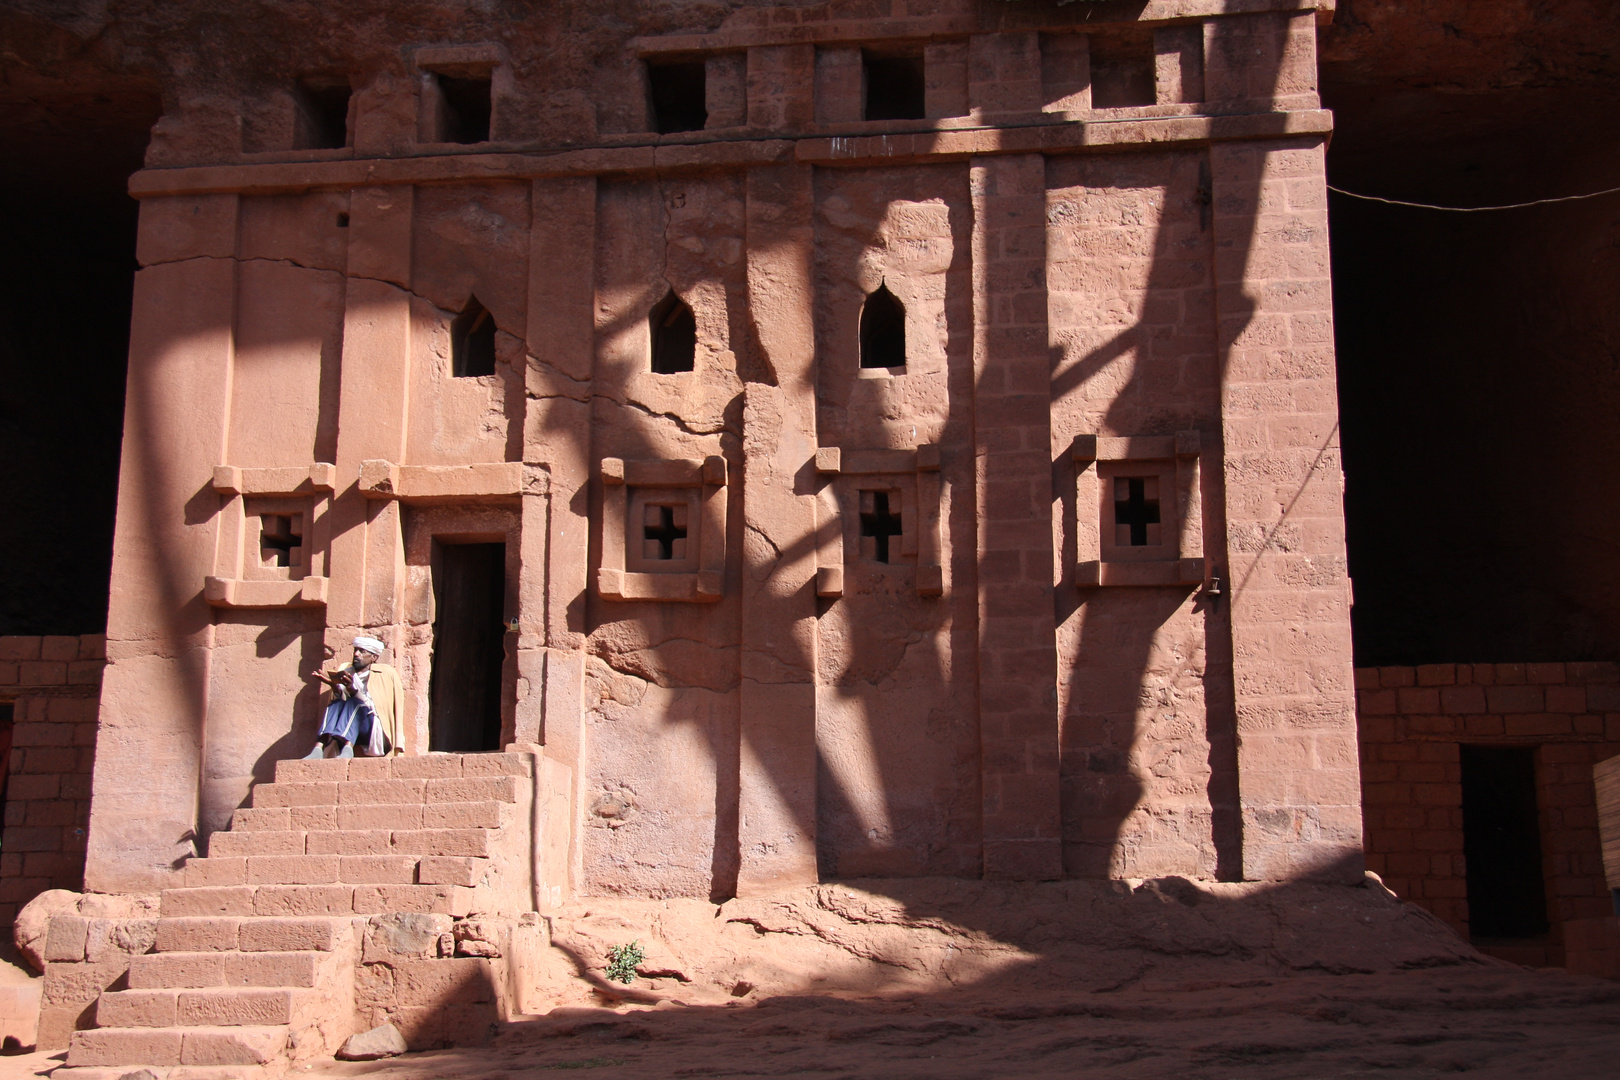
[597,456,728,603]
[812,444,944,598]
[205,463,335,608]
[1072,432,1204,587]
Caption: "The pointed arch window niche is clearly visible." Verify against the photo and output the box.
[859,282,906,370]
[452,297,497,377]
[649,290,697,374]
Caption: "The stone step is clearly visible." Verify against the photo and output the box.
[272,751,531,786]
[231,798,508,833]
[161,883,477,918]
[250,773,521,809]
[155,916,344,954]
[130,950,324,990]
[67,1024,288,1068]
[183,853,489,889]
[207,825,497,863]
[97,987,305,1028]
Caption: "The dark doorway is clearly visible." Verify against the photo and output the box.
[1460,745,1549,939]
[428,542,506,752]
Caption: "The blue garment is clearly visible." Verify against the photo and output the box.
[316,696,378,754]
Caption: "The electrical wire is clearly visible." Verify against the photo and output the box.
[1327,183,1620,212]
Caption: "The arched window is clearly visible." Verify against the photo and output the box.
[452,297,497,377]
[859,282,905,369]
[649,290,696,374]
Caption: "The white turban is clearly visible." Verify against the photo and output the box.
[352,636,386,656]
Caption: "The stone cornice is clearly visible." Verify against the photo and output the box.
[128,109,1332,198]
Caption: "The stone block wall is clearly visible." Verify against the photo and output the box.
[1,634,106,929]
[1355,661,1620,967]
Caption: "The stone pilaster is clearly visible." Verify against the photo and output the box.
[522,175,596,905]
[86,194,238,892]
[971,155,1062,880]
[328,186,414,734]
[1211,138,1361,882]
[736,162,820,896]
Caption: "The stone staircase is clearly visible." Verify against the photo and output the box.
[59,752,535,1075]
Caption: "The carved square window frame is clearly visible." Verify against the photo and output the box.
[1073,433,1204,587]
[206,464,335,607]
[597,455,728,603]
[812,444,944,599]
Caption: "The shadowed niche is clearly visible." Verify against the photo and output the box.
[453,296,497,377]
[649,289,697,373]
[858,282,905,369]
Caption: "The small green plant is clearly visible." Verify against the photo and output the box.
[604,940,644,984]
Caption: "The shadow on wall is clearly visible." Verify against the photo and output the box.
[113,9,1337,915]
[519,8,1328,904]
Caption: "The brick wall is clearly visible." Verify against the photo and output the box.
[1,634,106,929]
[1355,661,1620,967]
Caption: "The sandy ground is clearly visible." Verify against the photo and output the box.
[5,965,1609,1080]
[2,879,1615,1078]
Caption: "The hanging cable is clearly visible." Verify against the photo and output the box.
[1327,183,1620,212]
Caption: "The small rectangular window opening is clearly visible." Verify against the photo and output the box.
[1461,745,1550,940]
[260,514,303,568]
[863,52,926,122]
[1088,30,1156,109]
[293,77,352,150]
[648,61,708,134]
[431,71,492,144]
[859,489,904,563]
[452,299,498,378]
[642,503,689,561]
[1113,477,1162,547]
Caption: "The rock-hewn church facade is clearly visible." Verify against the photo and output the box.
[51,1,1363,1067]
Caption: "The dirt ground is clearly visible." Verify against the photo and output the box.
[6,964,1617,1080]
[3,879,1617,1078]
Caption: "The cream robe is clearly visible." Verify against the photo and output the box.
[336,662,405,755]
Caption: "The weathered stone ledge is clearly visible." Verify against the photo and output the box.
[128,109,1333,198]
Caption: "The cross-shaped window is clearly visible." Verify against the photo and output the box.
[1113,477,1161,546]
[260,514,302,568]
[859,489,903,563]
[642,503,688,561]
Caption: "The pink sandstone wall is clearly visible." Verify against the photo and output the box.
[1356,662,1620,967]
[82,1,1359,903]
[0,634,107,928]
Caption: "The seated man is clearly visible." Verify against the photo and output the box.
[309,635,404,758]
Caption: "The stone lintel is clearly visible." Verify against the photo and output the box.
[358,462,528,503]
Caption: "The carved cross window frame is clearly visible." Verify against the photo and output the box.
[597,455,728,602]
[1072,432,1204,587]
[206,464,335,607]
[811,444,944,599]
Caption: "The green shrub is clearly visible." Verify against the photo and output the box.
[604,940,645,984]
